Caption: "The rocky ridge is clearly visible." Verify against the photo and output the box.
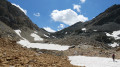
[50,4,120,48]
[0,0,50,42]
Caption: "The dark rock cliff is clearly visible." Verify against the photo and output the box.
[0,0,49,41]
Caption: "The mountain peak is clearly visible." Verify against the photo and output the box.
[105,4,120,13]
[0,0,49,42]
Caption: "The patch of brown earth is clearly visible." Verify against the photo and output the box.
[63,45,120,59]
[0,38,79,67]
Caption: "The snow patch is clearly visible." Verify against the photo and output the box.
[14,30,28,40]
[108,42,119,47]
[15,30,70,51]
[106,30,120,40]
[52,36,56,38]
[17,39,70,51]
[17,39,30,47]
[82,28,87,32]
[68,55,120,67]
[44,34,49,37]
[65,32,68,34]
[82,28,86,31]
[93,30,97,31]
[14,30,22,37]
[31,33,43,41]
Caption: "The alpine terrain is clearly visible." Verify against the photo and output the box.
[0,0,120,67]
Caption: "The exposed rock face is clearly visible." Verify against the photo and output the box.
[51,4,120,48]
[0,0,39,30]
[92,4,120,26]
[0,0,49,42]
[0,21,20,41]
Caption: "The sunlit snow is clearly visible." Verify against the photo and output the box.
[14,30,22,37]
[82,28,87,32]
[93,30,97,31]
[106,30,120,40]
[82,28,86,31]
[68,56,120,67]
[44,34,49,37]
[65,32,68,34]
[108,42,119,47]
[31,33,43,41]
[15,30,70,51]
[17,39,70,51]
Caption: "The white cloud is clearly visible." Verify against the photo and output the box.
[58,24,65,29]
[73,4,81,12]
[57,24,65,31]
[51,9,88,25]
[80,0,86,3]
[12,3,27,15]
[33,13,40,17]
[43,27,56,33]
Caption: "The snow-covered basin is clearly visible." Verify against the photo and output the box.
[14,30,69,51]
[17,39,70,51]
[68,55,120,67]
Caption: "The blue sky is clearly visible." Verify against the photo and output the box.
[8,0,120,32]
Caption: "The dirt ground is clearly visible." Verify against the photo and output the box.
[63,45,120,59]
[1,38,119,67]
[0,38,80,67]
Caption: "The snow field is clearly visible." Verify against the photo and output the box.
[15,30,70,51]
[17,39,70,51]
[68,56,120,67]
[105,30,120,47]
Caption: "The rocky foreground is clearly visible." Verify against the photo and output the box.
[0,38,79,67]
[34,44,120,59]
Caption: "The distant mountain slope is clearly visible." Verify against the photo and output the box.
[0,21,20,40]
[85,4,120,32]
[51,4,120,48]
[0,0,50,42]
[53,4,120,36]
[0,0,39,30]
